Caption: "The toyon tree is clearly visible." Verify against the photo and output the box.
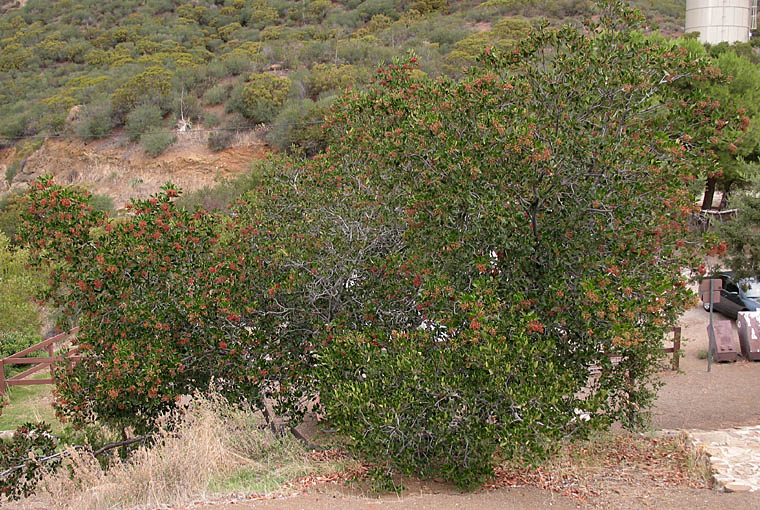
[676,40,760,210]
[716,174,760,279]
[18,0,742,490]
[19,179,316,435]
[243,0,741,487]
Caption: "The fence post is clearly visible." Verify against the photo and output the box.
[0,359,6,397]
[672,326,681,371]
[0,329,79,395]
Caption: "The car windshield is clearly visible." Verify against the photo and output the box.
[740,279,760,299]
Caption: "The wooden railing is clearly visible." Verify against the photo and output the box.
[594,326,682,375]
[691,208,738,233]
[0,328,80,397]
[664,326,682,371]
[0,325,683,398]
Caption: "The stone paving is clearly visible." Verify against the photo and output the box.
[686,425,760,493]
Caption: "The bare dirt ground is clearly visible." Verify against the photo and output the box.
[158,305,760,510]
[1,130,269,207]
[653,306,760,430]
[177,488,760,510]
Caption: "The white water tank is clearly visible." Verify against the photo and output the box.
[685,0,757,45]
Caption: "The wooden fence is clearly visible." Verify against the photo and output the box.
[664,326,682,371]
[0,325,682,398]
[0,328,80,397]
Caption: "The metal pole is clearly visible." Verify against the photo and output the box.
[708,278,715,372]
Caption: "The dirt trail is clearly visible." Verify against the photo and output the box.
[163,479,760,510]
[653,307,760,430]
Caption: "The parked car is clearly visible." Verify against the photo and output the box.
[702,272,760,319]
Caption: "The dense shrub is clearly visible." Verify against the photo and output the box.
[336,38,395,65]
[225,80,248,116]
[111,67,173,119]
[319,314,570,488]
[307,63,370,99]
[203,84,231,106]
[305,0,332,21]
[642,0,685,19]
[221,52,254,76]
[20,178,316,434]
[427,25,470,53]
[206,59,228,79]
[207,129,235,152]
[0,422,60,501]
[170,91,203,125]
[89,193,116,214]
[0,232,42,345]
[356,0,399,21]
[0,0,685,143]
[248,3,735,487]
[203,112,222,128]
[492,16,531,39]
[140,131,176,156]
[694,49,760,208]
[0,113,28,139]
[448,21,528,65]
[239,73,291,122]
[0,331,42,362]
[266,96,333,155]
[5,161,21,185]
[717,175,760,278]
[8,0,720,491]
[74,100,114,139]
[0,192,25,242]
[125,104,163,142]
[411,0,448,14]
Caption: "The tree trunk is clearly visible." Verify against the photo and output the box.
[701,176,717,211]
[719,180,734,210]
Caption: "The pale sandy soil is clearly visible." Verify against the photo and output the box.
[653,307,760,430]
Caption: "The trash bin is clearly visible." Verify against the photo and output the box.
[736,311,760,361]
[711,320,739,362]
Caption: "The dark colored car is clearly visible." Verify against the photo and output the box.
[702,272,760,319]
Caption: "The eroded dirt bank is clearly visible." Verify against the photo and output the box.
[1,130,269,207]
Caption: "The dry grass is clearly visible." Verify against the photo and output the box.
[486,431,711,505]
[5,396,710,510]
[5,392,347,510]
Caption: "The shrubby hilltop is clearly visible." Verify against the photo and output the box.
[0,0,683,152]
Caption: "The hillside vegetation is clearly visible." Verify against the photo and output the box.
[0,0,684,155]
